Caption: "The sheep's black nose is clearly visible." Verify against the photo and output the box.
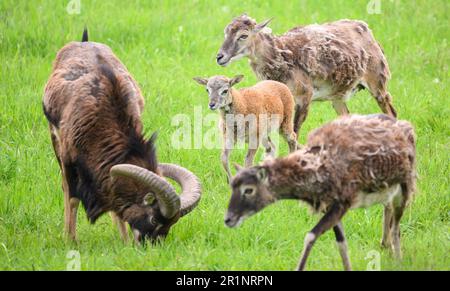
[209,103,217,110]
[216,53,224,62]
[224,217,232,225]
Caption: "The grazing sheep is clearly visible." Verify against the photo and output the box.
[217,14,397,137]
[225,114,416,270]
[43,29,201,243]
[193,75,297,183]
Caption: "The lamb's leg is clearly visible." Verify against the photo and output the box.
[261,136,276,159]
[332,100,350,115]
[297,203,348,270]
[244,148,258,168]
[221,148,232,184]
[381,202,394,249]
[333,222,352,271]
[110,212,129,243]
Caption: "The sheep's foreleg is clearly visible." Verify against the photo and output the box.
[333,222,352,271]
[110,212,129,243]
[293,103,309,135]
[297,203,348,271]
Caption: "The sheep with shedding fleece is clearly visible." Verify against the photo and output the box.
[225,114,416,270]
[193,75,297,183]
[217,14,397,138]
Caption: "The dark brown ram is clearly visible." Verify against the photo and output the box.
[43,30,201,243]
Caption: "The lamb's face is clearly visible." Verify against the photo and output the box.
[225,166,275,228]
[193,75,243,111]
[205,76,232,110]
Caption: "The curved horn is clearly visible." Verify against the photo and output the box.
[158,163,201,217]
[110,164,180,219]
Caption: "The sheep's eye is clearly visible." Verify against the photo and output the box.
[221,89,228,95]
[243,187,254,195]
[149,216,157,225]
[239,34,248,40]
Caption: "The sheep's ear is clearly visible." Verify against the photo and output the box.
[193,77,208,86]
[256,167,268,183]
[253,18,273,33]
[143,193,155,205]
[230,75,244,86]
[234,163,244,172]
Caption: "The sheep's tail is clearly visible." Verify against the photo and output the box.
[81,26,88,42]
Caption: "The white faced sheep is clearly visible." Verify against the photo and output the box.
[193,75,297,183]
[217,14,397,137]
[43,29,201,243]
[225,114,416,270]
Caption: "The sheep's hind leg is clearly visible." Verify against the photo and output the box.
[381,202,394,249]
[62,163,80,242]
[333,222,352,271]
[297,203,348,270]
[391,183,409,260]
[67,196,79,242]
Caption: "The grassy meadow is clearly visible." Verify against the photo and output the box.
[0,0,449,270]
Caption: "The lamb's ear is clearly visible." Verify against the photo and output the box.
[256,166,268,183]
[253,18,273,33]
[234,163,244,172]
[230,75,244,86]
[193,77,208,86]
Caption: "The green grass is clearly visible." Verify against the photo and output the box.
[0,0,449,270]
